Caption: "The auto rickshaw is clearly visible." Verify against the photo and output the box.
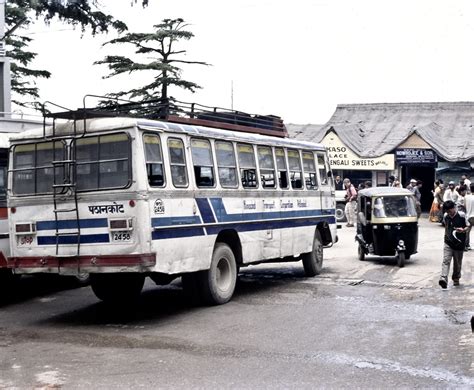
[355,187,418,267]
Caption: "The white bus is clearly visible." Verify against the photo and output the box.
[0,115,47,292]
[7,104,337,305]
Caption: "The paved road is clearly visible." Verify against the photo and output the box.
[0,217,472,388]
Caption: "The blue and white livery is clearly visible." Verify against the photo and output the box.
[8,116,337,304]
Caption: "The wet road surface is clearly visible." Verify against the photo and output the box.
[0,217,472,388]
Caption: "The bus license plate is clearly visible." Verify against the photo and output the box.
[18,235,34,246]
[112,232,131,242]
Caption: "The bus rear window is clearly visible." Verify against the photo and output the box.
[12,141,66,195]
[75,133,131,191]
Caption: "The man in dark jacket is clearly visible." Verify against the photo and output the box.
[439,201,469,289]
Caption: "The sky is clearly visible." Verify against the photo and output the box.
[21,0,474,124]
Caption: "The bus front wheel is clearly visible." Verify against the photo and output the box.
[90,273,145,303]
[199,242,237,305]
[302,230,323,276]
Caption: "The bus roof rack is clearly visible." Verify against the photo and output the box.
[43,97,289,138]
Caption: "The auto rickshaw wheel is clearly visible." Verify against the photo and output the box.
[397,251,405,268]
[302,230,323,277]
[358,244,365,261]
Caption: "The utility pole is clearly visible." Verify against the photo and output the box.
[0,0,11,117]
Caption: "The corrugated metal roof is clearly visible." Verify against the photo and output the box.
[287,102,474,162]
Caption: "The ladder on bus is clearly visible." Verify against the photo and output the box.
[42,102,85,258]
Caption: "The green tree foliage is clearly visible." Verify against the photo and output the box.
[5,0,129,108]
[95,18,209,104]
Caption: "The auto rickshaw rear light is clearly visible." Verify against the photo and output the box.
[11,207,16,214]
[384,225,391,230]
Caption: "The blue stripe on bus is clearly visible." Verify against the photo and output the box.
[151,227,205,240]
[38,234,110,245]
[195,198,216,224]
[36,218,108,231]
[205,216,336,235]
[151,215,201,228]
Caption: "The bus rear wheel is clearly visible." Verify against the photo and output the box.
[302,230,323,276]
[198,242,237,305]
[90,273,145,303]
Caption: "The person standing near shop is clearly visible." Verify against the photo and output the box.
[343,178,357,227]
[443,181,459,203]
[334,175,344,190]
[438,200,469,289]
[465,183,474,250]
[407,179,422,217]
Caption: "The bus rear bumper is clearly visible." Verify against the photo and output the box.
[7,253,156,275]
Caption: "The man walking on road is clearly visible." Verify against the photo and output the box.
[465,183,474,250]
[343,178,357,227]
[438,200,469,289]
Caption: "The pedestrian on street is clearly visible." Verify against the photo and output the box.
[430,180,443,222]
[461,174,471,193]
[443,181,459,203]
[465,183,474,250]
[406,179,422,218]
[343,178,357,227]
[334,175,344,190]
[438,200,469,289]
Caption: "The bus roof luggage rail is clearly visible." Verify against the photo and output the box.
[41,96,289,138]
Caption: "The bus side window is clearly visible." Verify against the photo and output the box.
[257,146,276,189]
[302,151,318,189]
[215,141,238,188]
[287,149,302,189]
[143,134,165,187]
[275,147,288,189]
[317,153,328,185]
[237,143,258,188]
[168,138,188,188]
[191,138,215,188]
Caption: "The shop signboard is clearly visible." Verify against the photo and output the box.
[322,132,395,171]
[395,148,437,165]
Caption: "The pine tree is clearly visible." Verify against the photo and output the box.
[5,0,129,108]
[94,18,209,105]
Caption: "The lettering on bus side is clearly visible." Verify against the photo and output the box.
[243,200,256,210]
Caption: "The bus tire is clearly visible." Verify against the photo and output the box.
[302,229,323,276]
[90,273,145,303]
[198,242,237,305]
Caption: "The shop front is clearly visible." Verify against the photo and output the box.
[395,134,437,211]
[322,131,395,189]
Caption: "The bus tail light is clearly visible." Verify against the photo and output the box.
[15,222,36,235]
[109,218,133,231]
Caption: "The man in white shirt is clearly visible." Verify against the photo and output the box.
[443,181,459,203]
[461,174,471,193]
[465,183,474,250]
